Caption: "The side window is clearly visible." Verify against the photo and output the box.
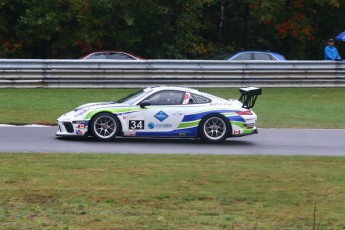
[108,53,135,60]
[232,53,252,60]
[86,53,107,59]
[188,93,212,104]
[254,53,272,60]
[143,90,184,105]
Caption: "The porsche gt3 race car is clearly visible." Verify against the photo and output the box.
[56,86,261,143]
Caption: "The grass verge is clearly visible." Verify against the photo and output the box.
[1,153,345,229]
[0,88,345,128]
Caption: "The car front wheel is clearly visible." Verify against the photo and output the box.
[90,113,120,141]
[199,115,230,143]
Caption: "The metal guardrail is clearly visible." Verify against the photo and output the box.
[0,59,344,88]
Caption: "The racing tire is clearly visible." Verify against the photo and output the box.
[199,114,230,143]
[90,113,120,141]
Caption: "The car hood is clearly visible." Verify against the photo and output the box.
[75,102,115,110]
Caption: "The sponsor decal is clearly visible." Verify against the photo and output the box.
[233,130,241,135]
[148,122,172,129]
[129,115,144,120]
[124,131,137,136]
[179,133,187,136]
[76,130,83,135]
[155,124,172,128]
[73,120,86,124]
[148,122,155,129]
[154,110,169,122]
[210,103,228,106]
[77,124,86,129]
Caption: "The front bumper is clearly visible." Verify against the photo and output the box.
[56,119,89,137]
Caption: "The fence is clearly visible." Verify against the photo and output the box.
[0,59,344,88]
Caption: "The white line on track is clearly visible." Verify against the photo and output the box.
[0,124,53,127]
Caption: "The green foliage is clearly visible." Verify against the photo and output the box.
[0,0,345,59]
[249,0,343,59]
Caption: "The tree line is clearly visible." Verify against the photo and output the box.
[0,0,344,60]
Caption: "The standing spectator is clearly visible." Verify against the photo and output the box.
[324,38,342,61]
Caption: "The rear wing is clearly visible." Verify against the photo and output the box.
[239,87,262,109]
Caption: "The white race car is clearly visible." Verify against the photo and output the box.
[56,86,261,143]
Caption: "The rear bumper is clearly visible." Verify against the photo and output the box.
[230,128,258,137]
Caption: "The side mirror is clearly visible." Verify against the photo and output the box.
[139,101,151,108]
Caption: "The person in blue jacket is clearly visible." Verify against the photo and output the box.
[324,38,342,61]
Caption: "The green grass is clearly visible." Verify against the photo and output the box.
[1,153,345,229]
[0,88,345,128]
[1,88,345,229]
[0,88,137,125]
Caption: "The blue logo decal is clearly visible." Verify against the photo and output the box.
[154,110,169,122]
[148,122,155,129]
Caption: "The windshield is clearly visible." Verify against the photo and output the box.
[115,89,148,104]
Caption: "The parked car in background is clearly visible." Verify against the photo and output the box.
[81,51,143,60]
[212,51,286,61]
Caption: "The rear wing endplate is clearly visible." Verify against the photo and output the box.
[239,87,262,109]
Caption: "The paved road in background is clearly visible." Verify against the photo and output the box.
[1,126,344,156]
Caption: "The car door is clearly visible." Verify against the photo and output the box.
[127,90,186,136]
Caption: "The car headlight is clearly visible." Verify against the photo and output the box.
[74,106,90,117]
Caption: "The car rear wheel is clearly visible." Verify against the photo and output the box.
[199,115,229,143]
[90,113,120,141]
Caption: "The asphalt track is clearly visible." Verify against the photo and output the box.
[0,126,344,156]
